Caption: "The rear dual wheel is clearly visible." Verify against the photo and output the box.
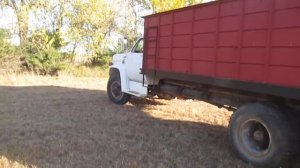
[229,103,297,167]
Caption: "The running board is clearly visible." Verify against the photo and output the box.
[125,81,148,97]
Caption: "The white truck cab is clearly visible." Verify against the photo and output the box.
[107,38,148,104]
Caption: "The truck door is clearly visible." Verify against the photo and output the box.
[124,39,144,83]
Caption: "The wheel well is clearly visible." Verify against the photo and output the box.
[109,68,120,78]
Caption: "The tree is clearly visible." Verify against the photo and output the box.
[0,0,48,46]
[0,28,13,57]
[24,30,67,75]
[148,0,206,13]
[114,0,145,48]
[68,0,117,59]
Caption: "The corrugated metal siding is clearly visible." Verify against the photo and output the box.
[143,0,300,89]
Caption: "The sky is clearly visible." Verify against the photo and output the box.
[0,7,20,45]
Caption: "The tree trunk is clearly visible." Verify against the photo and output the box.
[16,5,29,46]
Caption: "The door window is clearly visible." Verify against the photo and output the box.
[133,39,144,53]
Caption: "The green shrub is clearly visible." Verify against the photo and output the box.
[90,50,113,68]
[0,29,14,58]
[23,30,67,75]
[25,46,66,75]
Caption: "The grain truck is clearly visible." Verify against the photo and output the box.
[107,0,300,167]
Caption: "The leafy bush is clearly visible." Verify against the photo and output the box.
[25,46,66,75]
[23,30,67,75]
[0,29,14,58]
[90,50,113,68]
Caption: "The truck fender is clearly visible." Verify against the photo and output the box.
[109,64,129,93]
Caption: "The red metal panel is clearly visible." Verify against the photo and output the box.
[148,41,156,48]
[217,48,238,63]
[271,48,300,67]
[194,19,217,33]
[159,37,172,47]
[274,0,300,9]
[173,35,191,47]
[148,16,159,27]
[220,16,240,31]
[220,1,242,16]
[160,25,172,36]
[174,9,193,23]
[173,48,191,60]
[244,13,268,30]
[172,60,190,73]
[174,22,193,35]
[145,58,155,70]
[143,0,300,89]
[245,0,271,13]
[158,59,171,71]
[272,29,300,47]
[147,28,157,38]
[274,8,300,28]
[160,14,172,25]
[241,48,266,64]
[219,32,239,46]
[195,5,218,20]
[146,47,156,56]
[240,64,265,82]
[144,26,158,70]
[194,33,216,47]
[216,63,238,78]
[243,30,268,47]
[158,48,171,59]
[192,48,215,61]
[192,61,215,76]
[269,66,300,87]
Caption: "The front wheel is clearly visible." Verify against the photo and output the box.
[107,75,131,105]
[229,103,296,167]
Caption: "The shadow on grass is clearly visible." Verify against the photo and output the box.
[129,97,166,106]
[0,86,298,168]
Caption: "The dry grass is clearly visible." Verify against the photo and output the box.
[59,65,109,78]
[0,156,31,168]
[0,74,283,168]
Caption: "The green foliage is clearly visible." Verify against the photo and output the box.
[68,0,116,58]
[149,0,206,13]
[27,30,66,50]
[0,29,14,58]
[24,30,67,75]
[0,30,24,73]
[89,50,114,68]
[25,47,66,75]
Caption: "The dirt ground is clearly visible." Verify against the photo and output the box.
[0,74,283,168]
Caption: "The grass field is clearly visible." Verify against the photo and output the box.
[0,74,295,168]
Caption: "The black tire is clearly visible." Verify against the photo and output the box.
[229,103,296,168]
[107,73,131,105]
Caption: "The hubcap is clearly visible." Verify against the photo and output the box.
[110,80,123,100]
[239,120,271,156]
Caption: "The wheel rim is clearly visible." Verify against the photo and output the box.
[110,80,124,101]
[239,119,271,157]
